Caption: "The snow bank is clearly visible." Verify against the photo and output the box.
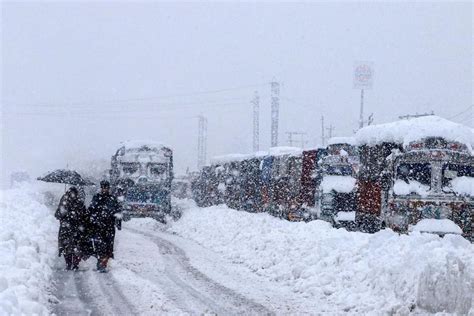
[449,176,474,196]
[393,179,431,197]
[411,219,463,235]
[355,116,474,152]
[320,175,356,193]
[170,205,474,314]
[0,184,57,315]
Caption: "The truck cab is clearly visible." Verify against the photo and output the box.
[382,137,473,239]
[317,139,359,229]
[110,141,173,221]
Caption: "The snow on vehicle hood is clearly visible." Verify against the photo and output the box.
[410,219,463,235]
[355,116,474,153]
[320,175,356,193]
[393,179,431,197]
[449,176,474,197]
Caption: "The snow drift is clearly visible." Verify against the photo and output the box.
[170,205,474,314]
[0,184,57,315]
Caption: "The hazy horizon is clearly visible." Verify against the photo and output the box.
[2,1,472,186]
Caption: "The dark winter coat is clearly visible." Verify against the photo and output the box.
[88,192,122,258]
[55,191,91,257]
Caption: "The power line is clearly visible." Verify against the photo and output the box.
[3,82,269,109]
[3,100,252,117]
[447,105,473,120]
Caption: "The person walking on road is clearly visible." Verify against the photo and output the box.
[88,180,122,272]
[55,187,89,271]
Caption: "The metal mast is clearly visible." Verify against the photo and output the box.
[270,81,280,147]
[321,115,325,147]
[359,89,364,129]
[252,91,260,152]
[197,115,208,169]
[286,131,307,148]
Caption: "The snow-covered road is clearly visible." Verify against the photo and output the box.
[2,185,473,315]
[51,223,275,315]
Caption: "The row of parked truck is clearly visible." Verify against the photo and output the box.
[191,116,474,241]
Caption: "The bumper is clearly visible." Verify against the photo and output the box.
[385,199,473,240]
[123,202,171,220]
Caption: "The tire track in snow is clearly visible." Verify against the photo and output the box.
[126,227,273,315]
[78,267,138,315]
[51,265,97,316]
[52,260,138,315]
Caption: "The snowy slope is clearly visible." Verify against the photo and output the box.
[170,205,474,314]
[0,184,57,315]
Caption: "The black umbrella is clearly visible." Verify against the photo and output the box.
[37,169,95,186]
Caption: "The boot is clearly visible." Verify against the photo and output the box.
[71,255,80,271]
[64,254,72,271]
[97,257,109,273]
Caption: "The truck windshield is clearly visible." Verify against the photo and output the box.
[150,163,167,177]
[396,163,431,186]
[122,163,140,176]
[442,163,474,187]
[326,164,353,176]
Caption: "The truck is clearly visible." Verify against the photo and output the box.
[317,137,359,229]
[110,140,173,222]
[355,116,474,240]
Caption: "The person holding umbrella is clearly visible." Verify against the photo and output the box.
[88,180,122,272]
[39,169,96,270]
[55,187,90,270]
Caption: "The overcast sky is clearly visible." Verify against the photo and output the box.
[1,1,472,185]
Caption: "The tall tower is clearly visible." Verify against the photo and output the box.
[197,115,208,169]
[252,91,260,152]
[270,81,280,147]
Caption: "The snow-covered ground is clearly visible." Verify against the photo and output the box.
[1,185,473,315]
[170,204,474,315]
[0,184,57,315]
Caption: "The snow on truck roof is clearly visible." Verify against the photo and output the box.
[210,154,253,164]
[268,146,303,156]
[210,147,303,165]
[355,116,474,152]
[118,140,171,150]
[327,137,356,146]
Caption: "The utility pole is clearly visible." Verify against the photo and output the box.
[326,124,335,141]
[270,81,280,147]
[321,115,325,147]
[359,89,364,129]
[354,62,374,130]
[286,132,307,148]
[252,91,260,152]
[197,115,208,169]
